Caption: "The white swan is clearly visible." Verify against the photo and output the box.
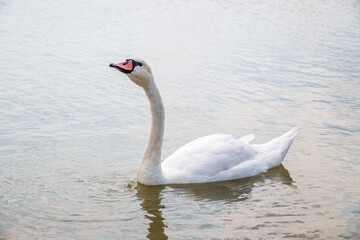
[110,58,301,185]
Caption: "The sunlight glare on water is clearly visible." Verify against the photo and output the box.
[0,0,359,239]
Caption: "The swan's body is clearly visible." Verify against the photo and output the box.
[110,58,301,185]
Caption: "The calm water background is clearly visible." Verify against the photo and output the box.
[1,0,359,239]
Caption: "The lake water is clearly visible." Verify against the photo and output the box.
[1,0,359,239]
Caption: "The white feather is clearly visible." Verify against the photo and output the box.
[111,58,301,185]
[162,125,301,184]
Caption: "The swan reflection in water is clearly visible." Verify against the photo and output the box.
[136,164,294,240]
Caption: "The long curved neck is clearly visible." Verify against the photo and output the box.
[137,79,165,185]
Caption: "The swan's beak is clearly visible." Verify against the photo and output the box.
[109,60,133,74]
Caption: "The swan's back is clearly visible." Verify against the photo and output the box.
[162,134,258,183]
[161,126,301,184]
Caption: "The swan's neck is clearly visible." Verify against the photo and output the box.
[137,80,165,185]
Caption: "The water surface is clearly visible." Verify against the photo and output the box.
[1,0,359,239]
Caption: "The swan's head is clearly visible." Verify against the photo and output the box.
[109,58,153,87]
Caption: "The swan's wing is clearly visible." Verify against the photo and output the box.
[238,134,255,144]
[162,134,257,181]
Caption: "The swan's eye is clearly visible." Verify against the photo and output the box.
[132,60,142,67]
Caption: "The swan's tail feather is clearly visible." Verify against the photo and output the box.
[279,124,302,140]
[256,124,301,169]
[265,124,302,146]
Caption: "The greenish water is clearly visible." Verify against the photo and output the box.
[0,0,359,239]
